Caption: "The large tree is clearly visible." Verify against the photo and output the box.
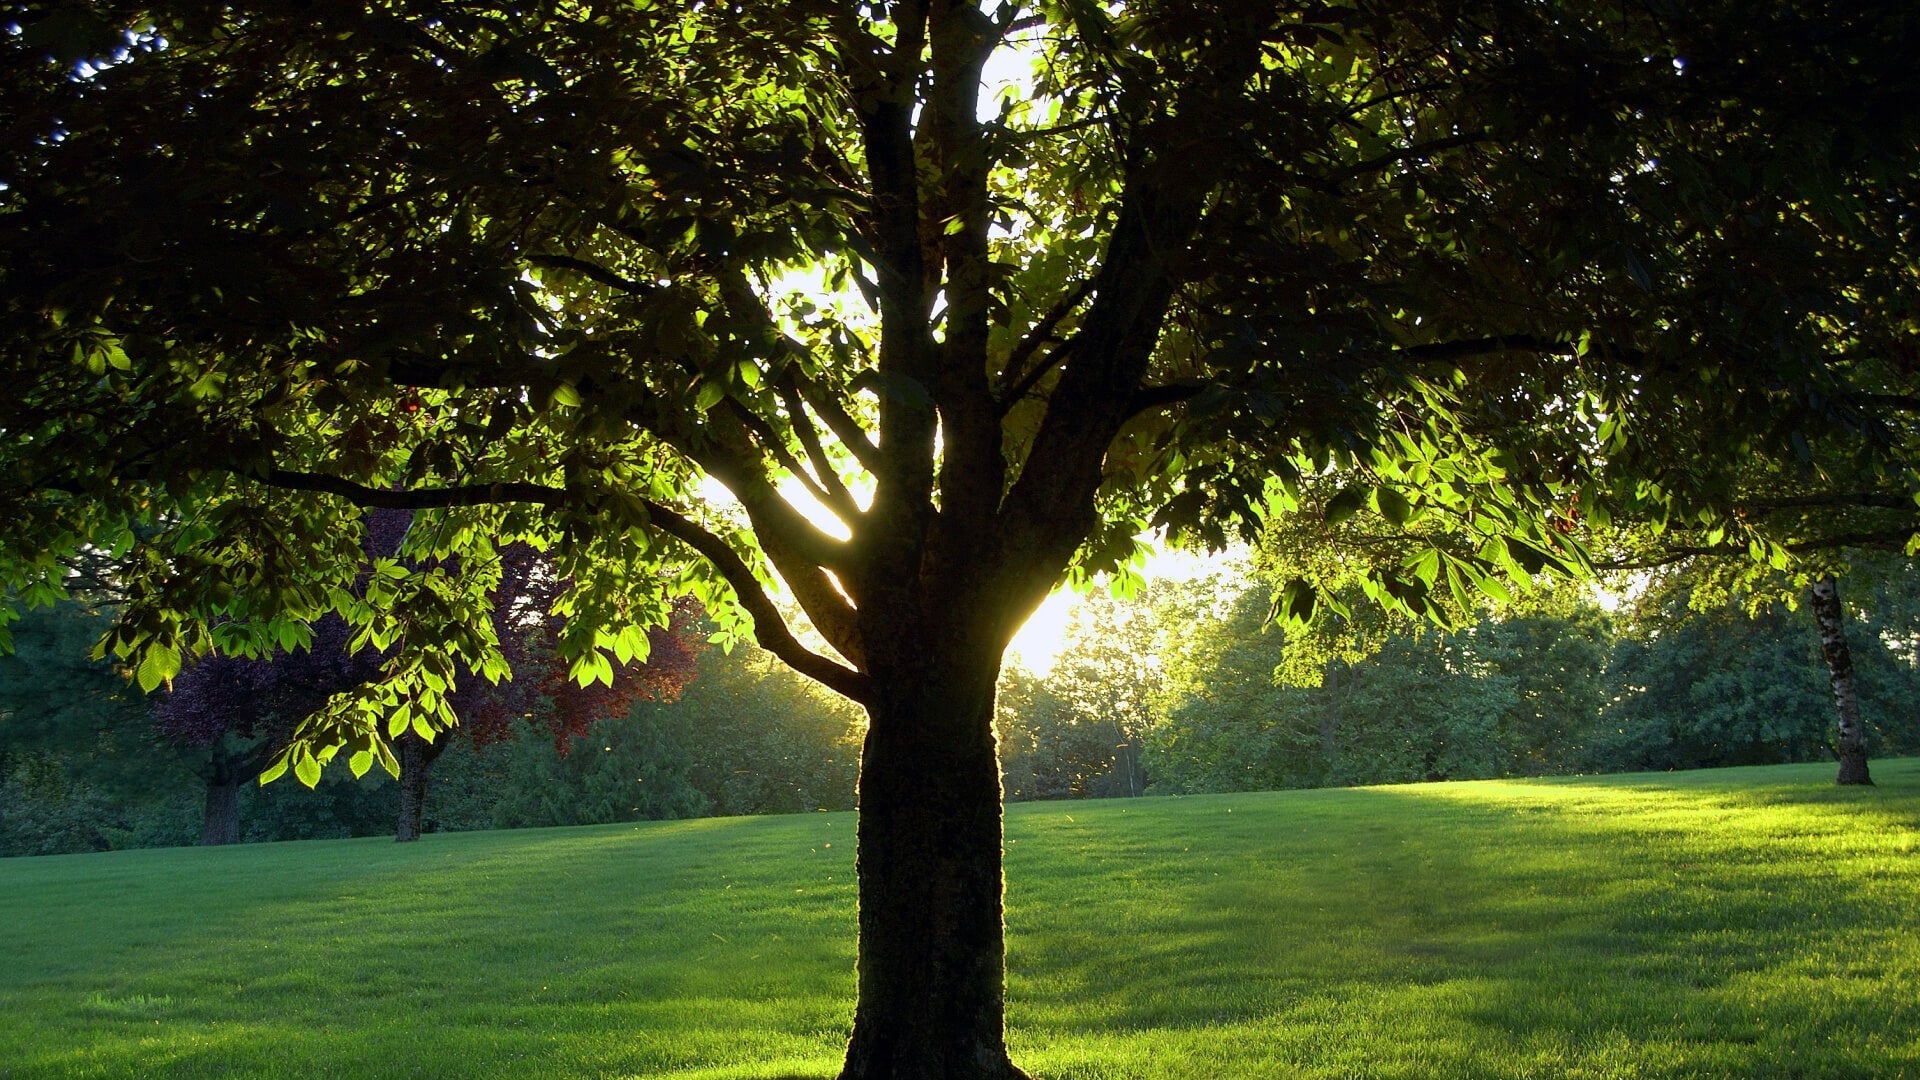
[3,3,1917,1076]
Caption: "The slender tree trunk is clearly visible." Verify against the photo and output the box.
[1810,575,1873,785]
[395,732,440,842]
[1320,660,1342,782]
[839,656,1029,1080]
[200,757,242,847]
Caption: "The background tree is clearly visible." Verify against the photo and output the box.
[160,546,702,844]
[4,4,1918,1075]
[0,601,197,853]
[487,635,863,827]
[996,588,1167,800]
[390,548,703,841]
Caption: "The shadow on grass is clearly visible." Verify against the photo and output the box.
[1002,759,1920,1078]
[4,760,1917,1078]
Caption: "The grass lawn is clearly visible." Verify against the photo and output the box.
[3,759,1917,1079]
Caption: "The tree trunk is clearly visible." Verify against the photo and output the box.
[1810,575,1873,785]
[839,657,1029,1080]
[395,732,439,842]
[200,765,242,847]
[201,739,275,846]
[1320,660,1342,780]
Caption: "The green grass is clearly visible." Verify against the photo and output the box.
[4,760,1918,1079]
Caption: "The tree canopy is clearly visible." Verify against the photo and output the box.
[4,2,1918,1076]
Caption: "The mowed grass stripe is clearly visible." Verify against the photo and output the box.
[3,760,1916,1079]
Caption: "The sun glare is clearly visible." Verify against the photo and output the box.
[1007,589,1078,675]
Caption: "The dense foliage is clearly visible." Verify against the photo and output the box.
[989,572,1920,800]
[4,3,1917,1072]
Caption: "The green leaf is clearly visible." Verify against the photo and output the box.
[1273,577,1318,626]
[375,740,401,780]
[1324,487,1366,526]
[1373,486,1414,526]
[1406,547,1441,586]
[293,751,322,789]
[1504,536,1551,575]
[136,641,181,693]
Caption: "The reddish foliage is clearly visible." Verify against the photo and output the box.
[151,615,378,750]
[155,512,702,761]
[456,545,703,752]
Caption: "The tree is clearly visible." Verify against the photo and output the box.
[487,634,863,827]
[4,4,1917,1075]
[1588,551,1920,782]
[155,616,381,844]
[1148,579,1616,791]
[997,588,1167,800]
[389,547,703,841]
[1587,592,1883,772]
[0,601,198,853]
[159,543,700,844]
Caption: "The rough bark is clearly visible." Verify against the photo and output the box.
[1809,575,1874,785]
[200,768,242,846]
[394,731,441,842]
[839,654,1029,1080]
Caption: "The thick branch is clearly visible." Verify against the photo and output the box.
[779,374,863,519]
[640,502,871,702]
[794,369,882,471]
[263,469,870,700]
[1121,381,1205,421]
[724,395,842,513]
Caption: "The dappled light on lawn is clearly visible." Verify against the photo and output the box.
[4,760,1916,1078]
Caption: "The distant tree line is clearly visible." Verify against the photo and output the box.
[1000,566,1920,800]
[6,560,1919,856]
[0,601,859,856]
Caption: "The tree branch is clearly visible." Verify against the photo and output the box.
[1325,131,1490,184]
[793,369,883,471]
[266,470,569,509]
[263,469,870,700]
[994,276,1095,417]
[778,373,864,519]
[639,502,871,702]
[1595,528,1920,570]
[1121,381,1205,422]
[526,253,659,298]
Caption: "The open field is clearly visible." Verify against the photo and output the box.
[3,760,1917,1079]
